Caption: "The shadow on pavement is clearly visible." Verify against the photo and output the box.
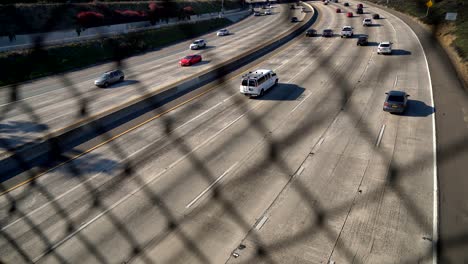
[405,99,434,117]
[255,83,305,101]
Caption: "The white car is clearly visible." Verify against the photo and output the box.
[217,29,230,36]
[190,39,206,50]
[377,41,392,54]
[265,9,272,15]
[363,18,372,26]
[340,26,353,38]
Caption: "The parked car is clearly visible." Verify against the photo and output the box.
[357,7,363,14]
[344,2,350,6]
[94,70,124,87]
[265,9,272,15]
[383,90,409,114]
[322,29,334,37]
[190,39,206,50]
[179,54,202,66]
[363,18,372,26]
[306,29,317,37]
[347,12,353,17]
[357,35,368,45]
[217,29,230,36]
[373,13,380,19]
[291,17,299,22]
[377,41,392,54]
[254,11,261,16]
[290,4,295,9]
[340,26,353,38]
[336,8,341,13]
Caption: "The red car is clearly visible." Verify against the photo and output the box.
[336,8,341,13]
[179,54,202,66]
[347,12,353,17]
[357,3,363,8]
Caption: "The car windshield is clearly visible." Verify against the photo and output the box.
[343,28,351,31]
[184,56,193,60]
[101,73,110,78]
[380,43,390,47]
[388,95,404,102]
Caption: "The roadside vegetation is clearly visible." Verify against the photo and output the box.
[0,0,243,35]
[367,0,467,60]
[0,18,231,86]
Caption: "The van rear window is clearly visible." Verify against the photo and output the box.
[242,79,256,86]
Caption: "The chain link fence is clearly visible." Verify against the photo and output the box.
[0,0,466,263]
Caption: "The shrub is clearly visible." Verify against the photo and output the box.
[76,11,104,28]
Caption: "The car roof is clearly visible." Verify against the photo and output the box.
[387,90,406,96]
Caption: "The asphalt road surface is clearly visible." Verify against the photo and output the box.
[0,4,304,152]
[0,1,437,263]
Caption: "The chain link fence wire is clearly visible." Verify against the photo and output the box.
[1,0,467,263]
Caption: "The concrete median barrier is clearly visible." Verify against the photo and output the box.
[0,3,318,181]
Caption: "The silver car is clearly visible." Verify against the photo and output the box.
[94,70,124,87]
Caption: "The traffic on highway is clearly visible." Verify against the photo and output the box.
[0,0,450,263]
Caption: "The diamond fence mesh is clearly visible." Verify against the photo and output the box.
[0,0,467,263]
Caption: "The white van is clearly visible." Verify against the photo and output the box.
[240,69,278,97]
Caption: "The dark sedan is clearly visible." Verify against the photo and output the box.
[383,90,409,113]
[306,29,317,37]
[357,35,368,46]
[291,17,299,22]
[373,13,380,19]
[322,29,333,37]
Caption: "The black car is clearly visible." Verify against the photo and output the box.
[322,29,333,37]
[291,17,299,22]
[357,35,368,46]
[306,29,317,37]
[373,13,380,19]
[344,2,349,6]
[357,7,363,14]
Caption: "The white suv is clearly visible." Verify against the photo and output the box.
[340,26,353,38]
[190,39,206,50]
[363,18,372,26]
[377,41,392,54]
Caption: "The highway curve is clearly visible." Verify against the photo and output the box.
[0,1,437,263]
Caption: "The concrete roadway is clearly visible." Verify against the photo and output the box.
[0,1,436,263]
[0,4,304,152]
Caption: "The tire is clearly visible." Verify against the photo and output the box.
[119,76,124,81]
[104,82,109,88]
[259,89,264,97]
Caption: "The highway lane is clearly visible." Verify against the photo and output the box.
[0,4,304,152]
[0,1,435,263]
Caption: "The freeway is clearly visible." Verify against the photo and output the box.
[0,3,304,152]
[0,1,436,263]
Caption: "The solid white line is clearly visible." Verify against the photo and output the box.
[375,124,386,147]
[255,215,269,230]
[317,137,325,147]
[185,162,238,209]
[388,7,438,263]
[1,93,235,232]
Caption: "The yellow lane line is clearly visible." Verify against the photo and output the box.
[1,5,319,196]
